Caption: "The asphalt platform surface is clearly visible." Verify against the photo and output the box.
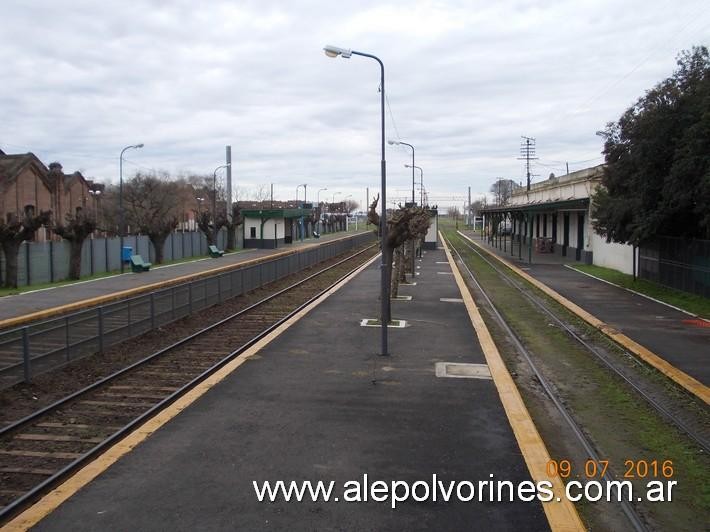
[465,231,710,386]
[0,232,360,323]
[33,247,548,531]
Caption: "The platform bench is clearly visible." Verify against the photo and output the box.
[208,245,225,258]
[130,254,152,272]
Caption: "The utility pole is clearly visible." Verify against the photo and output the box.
[518,136,537,191]
[467,186,471,227]
[226,146,232,220]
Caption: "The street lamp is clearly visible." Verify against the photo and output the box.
[324,44,388,355]
[119,143,144,273]
[405,164,423,206]
[389,140,415,205]
[213,164,230,223]
[332,191,341,206]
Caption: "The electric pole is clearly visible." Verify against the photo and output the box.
[518,136,537,191]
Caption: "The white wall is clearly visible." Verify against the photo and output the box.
[245,216,286,239]
[591,232,634,274]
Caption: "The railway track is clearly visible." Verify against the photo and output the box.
[0,243,378,523]
[448,231,710,454]
[443,232,649,531]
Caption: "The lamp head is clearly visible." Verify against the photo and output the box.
[404,164,412,168]
[323,45,352,58]
[388,139,399,146]
[135,143,144,149]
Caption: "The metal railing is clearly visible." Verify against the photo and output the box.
[0,232,375,389]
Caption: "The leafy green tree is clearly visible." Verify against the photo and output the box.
[592,46,710,243]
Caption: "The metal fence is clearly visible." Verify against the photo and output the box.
[639,236,710,298]
[0,229,237,287]
[0,232,375,389]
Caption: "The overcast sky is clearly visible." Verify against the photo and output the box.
[1,0,708,209]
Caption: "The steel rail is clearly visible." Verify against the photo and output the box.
[0,244,377,523]
[453,232,710,454]
[444,233,647,532]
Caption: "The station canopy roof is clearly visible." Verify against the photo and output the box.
[481,197,589,214]
[241,207,311,219]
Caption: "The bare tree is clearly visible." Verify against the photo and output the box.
[122,172,181,264]
[224,203,244,250]
[489,178,518,206]
[0,209,51,288]
[344,199,359,215]
[53,209,97,280]
[252,185,271,203]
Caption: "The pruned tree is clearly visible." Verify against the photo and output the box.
[122,172,181,264]
[0,209,51,288]
[224,203,244,250]
[344,199,359,215]
[195,209,227,247]
[489,179,518,206]
[593,45,710,243]
[53,209,97,280]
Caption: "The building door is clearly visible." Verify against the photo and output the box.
[552,214,557,242]
[562,213,570,256]
[576,213,584,261]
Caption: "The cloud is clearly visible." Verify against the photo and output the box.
[1,0,707,208]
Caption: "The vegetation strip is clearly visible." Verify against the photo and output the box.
[0,232,366,331]
[457,231,710,405]
[440,232,585,532]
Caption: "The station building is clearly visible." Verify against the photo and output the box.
[241,207,313,249]
[482,165,635,274]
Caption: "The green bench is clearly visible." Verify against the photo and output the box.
[208,244,225,258]
[130,254,152,272]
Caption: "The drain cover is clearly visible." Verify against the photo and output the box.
[435,362,492,379]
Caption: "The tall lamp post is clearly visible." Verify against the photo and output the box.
[324,44,388,356]
[405,164,423,205]
[389,140,415,205]
[119,143,144,273]
[316,187,327,233]
[213,164,230,225]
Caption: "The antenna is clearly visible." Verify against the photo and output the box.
[518,136,538,191]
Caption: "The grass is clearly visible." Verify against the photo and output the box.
[572,263,710,319]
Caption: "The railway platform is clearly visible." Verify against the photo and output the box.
[460,230,710,389]
[16,247,569,530]
[0,231,365,327]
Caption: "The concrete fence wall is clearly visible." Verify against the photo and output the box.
[0,229,242,287]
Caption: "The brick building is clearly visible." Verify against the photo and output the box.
[0,149,103,240]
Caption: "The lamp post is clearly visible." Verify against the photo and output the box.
[213,164,230,225]
[389,140,415,205]
[405,164,423,205]
[317,187,327,233]
[324,44,388,355]
[119,143,143,273]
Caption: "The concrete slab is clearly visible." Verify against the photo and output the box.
[0,231,365,324]
[462,230,710,386]
[32,248,548,531]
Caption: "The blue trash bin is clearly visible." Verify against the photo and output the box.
[122,246,133,263]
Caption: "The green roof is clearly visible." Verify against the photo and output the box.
[481,198,589,214]
[241,208,310,219]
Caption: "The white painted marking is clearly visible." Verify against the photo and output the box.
[440,298,464,303]
[415,272,421,276]
[435,362,492,379]
[360,319,407,328]
[436,271,454,275]
[435,261,449,264]
[400,282,417,286]
[391,295,413,301]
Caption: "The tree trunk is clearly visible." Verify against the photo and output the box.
[67,239,85,280]
[151,234,167,264]
[1,241,21,289]
[390,246,401,298]
[383,245,393,323]
[226,226,236,251]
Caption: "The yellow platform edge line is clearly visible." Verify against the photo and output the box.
[0,232,366,331]
[456,230,710,406]
[1,253,380,532]
[441,232,586,532]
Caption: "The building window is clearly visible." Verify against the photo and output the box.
[250,227,256,238]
